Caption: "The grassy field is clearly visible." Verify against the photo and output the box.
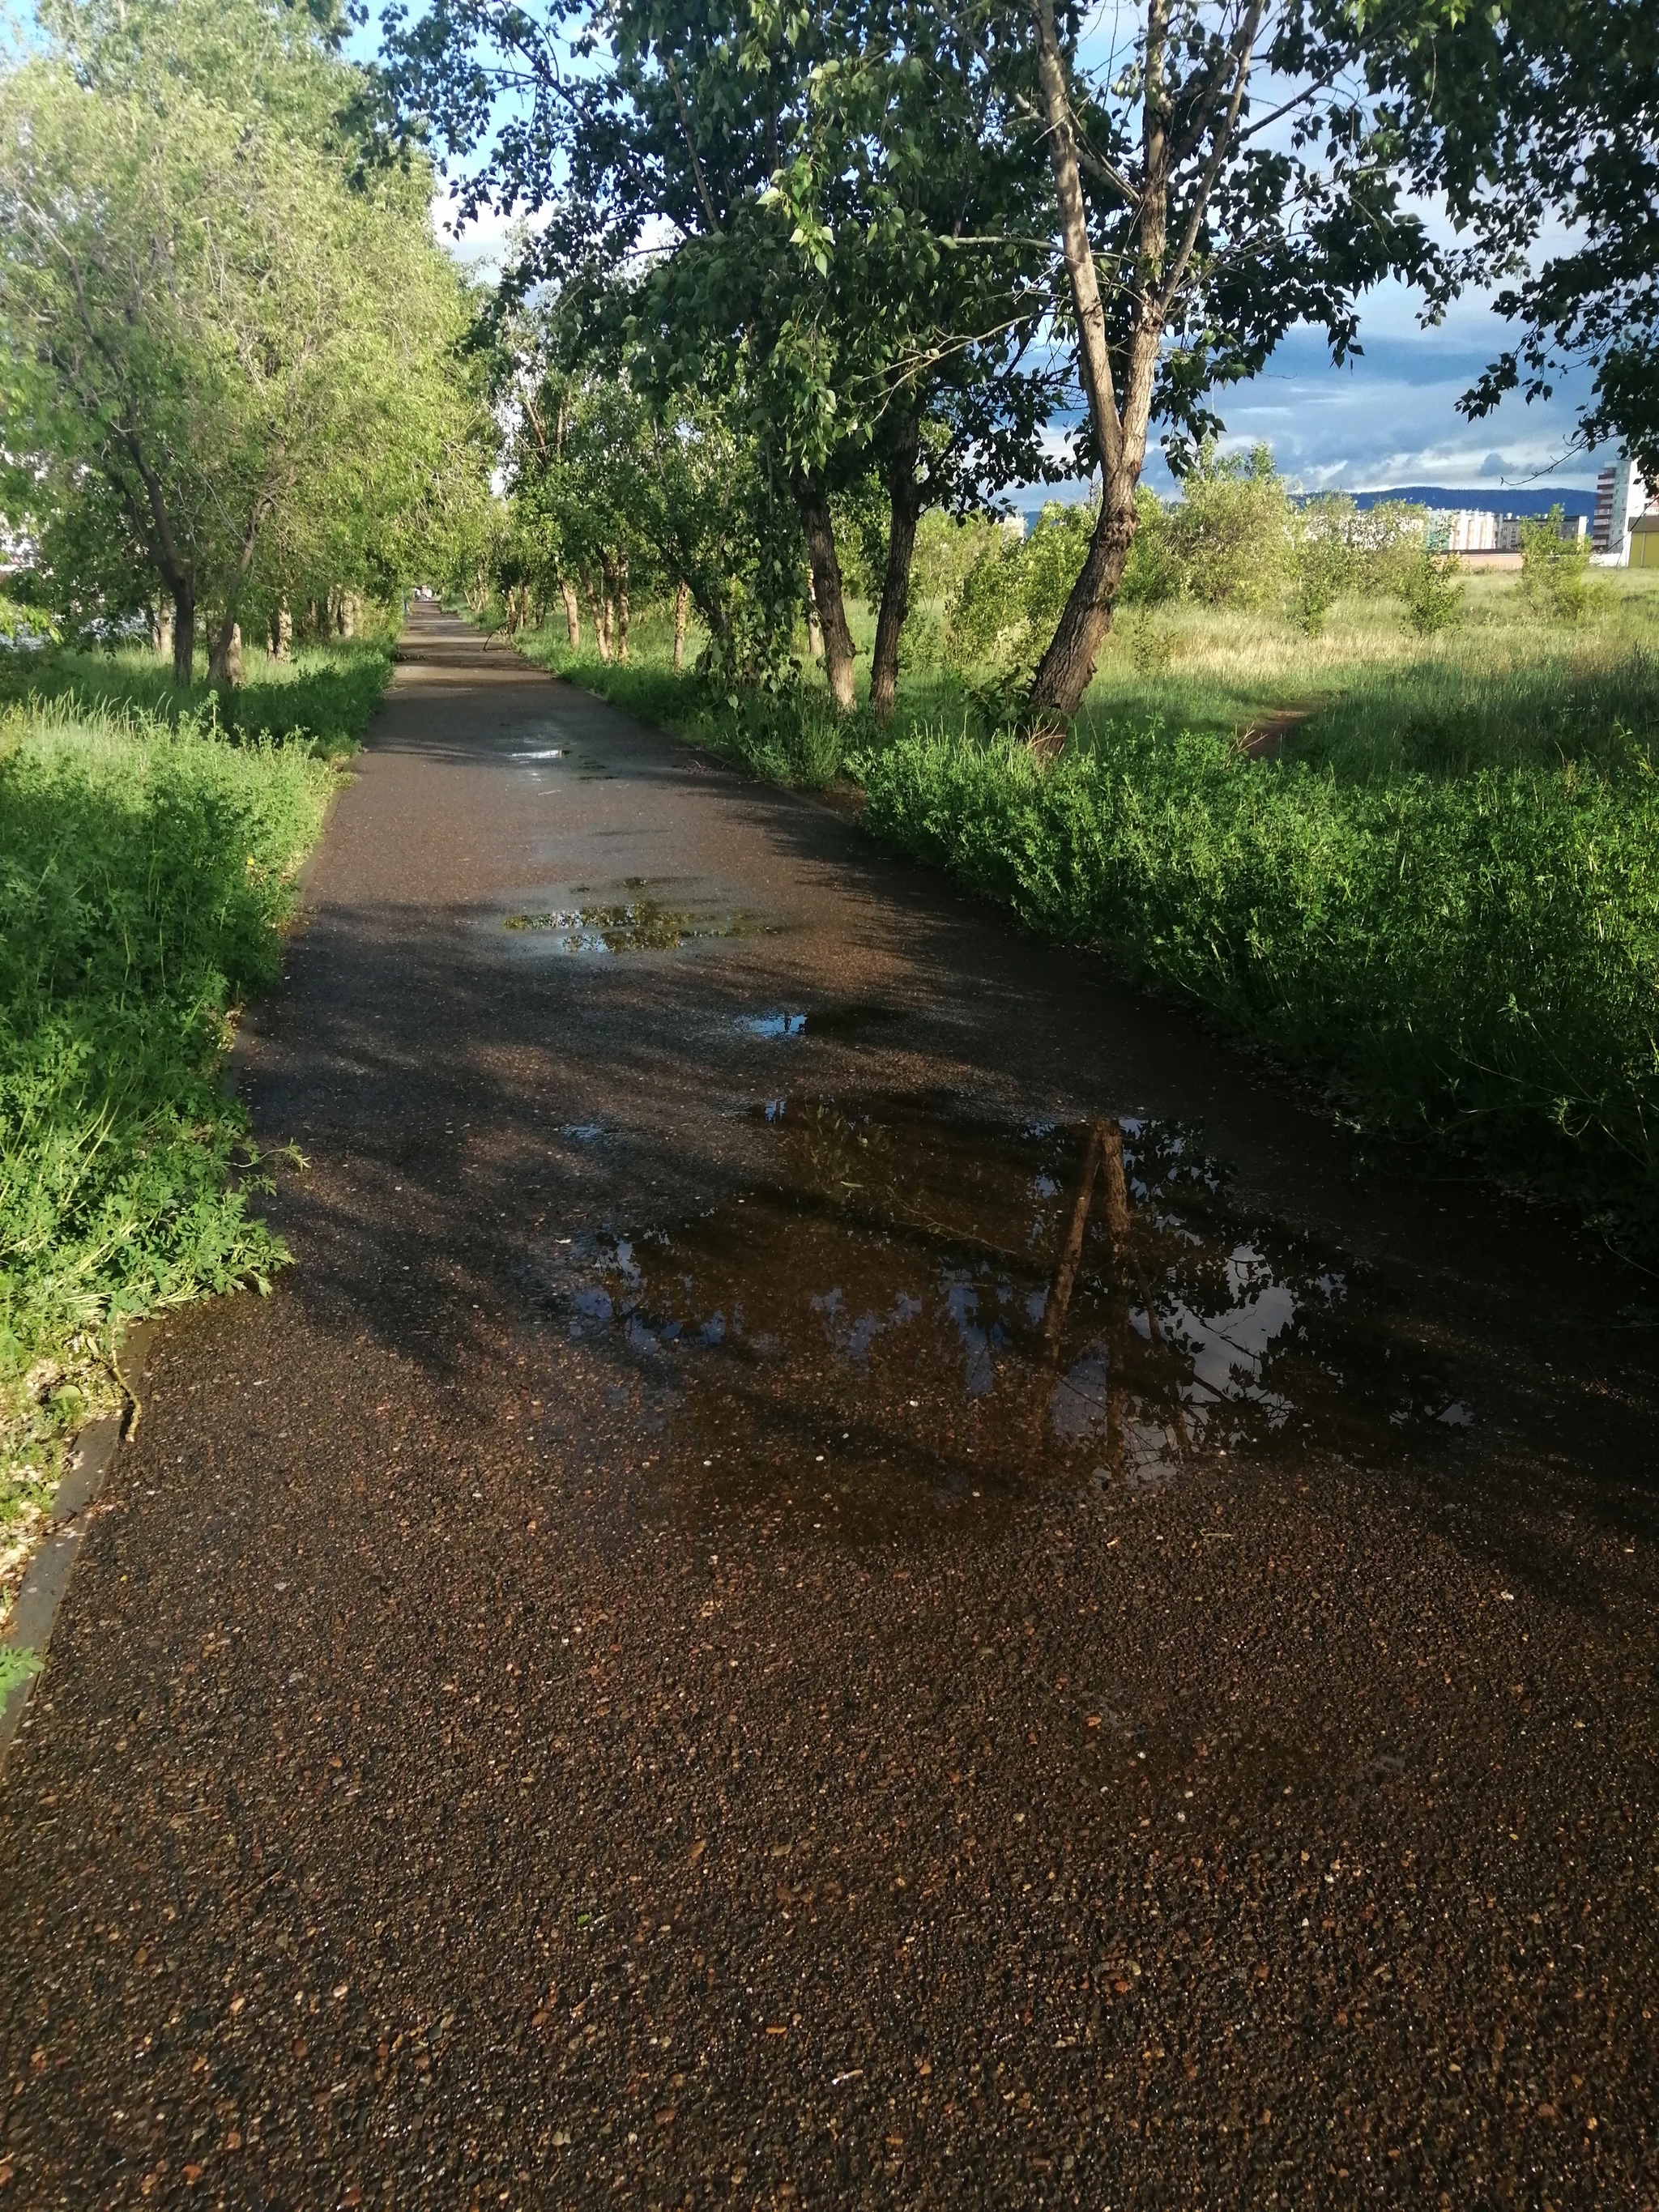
[510,569,1659,780]
[0,635,390,1643]
[0,631,394,758]
[505,568,1659,1250]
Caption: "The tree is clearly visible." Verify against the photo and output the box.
[0,1,481,680]
[1014,0,1446,722]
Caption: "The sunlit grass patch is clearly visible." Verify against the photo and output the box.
[0,632,394,759]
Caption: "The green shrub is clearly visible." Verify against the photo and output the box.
[1167,442,1291,608]
[910,511,1004,607]
[945,532,1029,669]
[1351,500,1430,596]
[1520,509,1595,625]
[1118,488,1183,609]
[1289,494,1358,636]
[1399,548,1466,637]
[854,722,1659,1239]
[945,502,1095,671]
[900,598,945,671]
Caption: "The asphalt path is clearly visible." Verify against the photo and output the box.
[2,606,1656,2208]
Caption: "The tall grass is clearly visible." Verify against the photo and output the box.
[0,663,369,1613]
[1291,646,1659,782]
[515,573,1659,780]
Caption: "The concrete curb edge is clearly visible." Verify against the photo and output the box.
[0,1319,156,1777]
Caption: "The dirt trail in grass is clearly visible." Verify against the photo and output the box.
[2,604,1656,2207]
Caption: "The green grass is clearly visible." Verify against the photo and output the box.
[1067,572,1659,768]
[512,571,1659,786]
[0,637,390,1617]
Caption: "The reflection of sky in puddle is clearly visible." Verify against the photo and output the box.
[744,1012,808,1039]
[533,1097,1469,1533]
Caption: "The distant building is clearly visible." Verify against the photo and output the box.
[1422,508,1584,556]
[1591,456,1653,565]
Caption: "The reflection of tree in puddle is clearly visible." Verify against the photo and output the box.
[548,1097,1447,1528]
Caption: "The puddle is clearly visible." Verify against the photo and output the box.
[506,745,611,777]
[501,896,775,953]
[524,1096,1468,1538]
[738,1004,910,1042]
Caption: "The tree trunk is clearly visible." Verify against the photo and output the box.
[793,477,857,714]
[339,592,356,640]
[1023,0,1256,725]
[172,586,195,688]
[612,556,629,663]
[560,578,581,649]
[276,603,292,662]
[1027,489,1139,722]
[209,618,243,686]
[586,580,612,663]
[672,582,689,671]
[870,423,924,723]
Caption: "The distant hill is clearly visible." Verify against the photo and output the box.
[1350,484,1597,520]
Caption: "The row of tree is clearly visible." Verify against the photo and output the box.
[0,0,493,683]
[386,0,1651,727]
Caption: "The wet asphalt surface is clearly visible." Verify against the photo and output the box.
[3,606,1658,2209]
